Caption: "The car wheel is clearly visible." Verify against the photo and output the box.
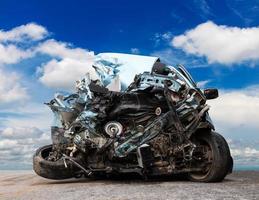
[188,131,233,182]
[33,145,81,180]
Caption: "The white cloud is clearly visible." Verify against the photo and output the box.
[0,24,96,91]
[2,112,52,131]
[1,127,43,139]
[209,86,259,130]
[0,25,96,91]
[172,21,259,64]
[230,145,259,166]
[38,57,96,90]
[231,147,259,158]
[0,127,51,169]
[0,43,34,64]
[210,86,259,141]
[0,139,17,150]
[0,23,53,167]
[0,101,53,137]
[206,86,259,165]
[0,69,28,104]
[37,39,92,60]
[0,22,48,42]
[0,22,47,64]
[1,101,50,116]
[36,39,96,90]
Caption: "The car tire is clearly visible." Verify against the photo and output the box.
[188,131,233,182]
[33,144,81,180]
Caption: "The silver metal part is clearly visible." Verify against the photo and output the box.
[104,121,123,137]
[155,107,162,116]
[62,154,90,175]
[133,71,186,93]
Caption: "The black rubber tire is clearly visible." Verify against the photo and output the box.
[33,145,81,180]
[188,131,233,182]
[213,132,233,174]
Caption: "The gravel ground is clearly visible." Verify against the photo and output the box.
[0,171,258,200]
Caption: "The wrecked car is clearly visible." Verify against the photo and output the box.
[33,53,233,182]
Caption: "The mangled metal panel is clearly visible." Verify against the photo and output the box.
[94,53,159,91]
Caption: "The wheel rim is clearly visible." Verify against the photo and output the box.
[190,138,213,180]
[40,145,60,161]
[40,145,52,159]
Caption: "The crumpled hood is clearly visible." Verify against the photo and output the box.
[94,53,159,91]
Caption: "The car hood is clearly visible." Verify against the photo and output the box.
[94,53,159,91]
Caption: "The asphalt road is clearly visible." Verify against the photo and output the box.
[0,171,258,200]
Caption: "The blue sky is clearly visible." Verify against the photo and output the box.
[1,0,259,88]
[0,0,259,169]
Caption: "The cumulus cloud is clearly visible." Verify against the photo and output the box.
[0,139,17,150]
[38,57,96,90]
[0,127,50,169]
[0,69,28,104]
[0,44,34,64]
[209,85,259,130]
[0,22,47,64]
[1,127,43,139]
[231,147,259,158]
[229,140,259,166]
[0,23,95,91]
[172,21,259,64]
[36,40,96,90]
[0,102,53,130]
[0,23,96,91]
[37,39,91,60]
[0,23,90,169]
[207,86,259,166]
[0,23,52,169]
[0,22,48,42]
[206,85,259,165]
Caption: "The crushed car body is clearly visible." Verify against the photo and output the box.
[33,53,233,182]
